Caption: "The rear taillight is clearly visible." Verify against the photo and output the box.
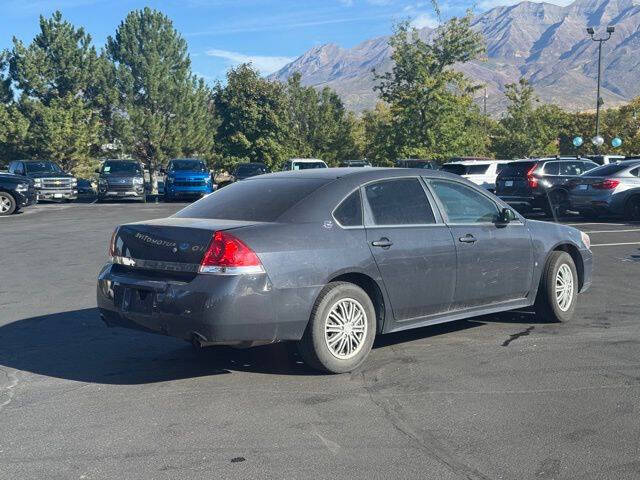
[592,179,620,190]
[527,164,539,189]
[199,231,265,275]
[108,227,119,258]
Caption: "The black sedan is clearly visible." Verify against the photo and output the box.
[97,168,593,373]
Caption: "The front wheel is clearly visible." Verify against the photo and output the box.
[298,282,376,374]
[534,251,578,322]
[0,192,17,216]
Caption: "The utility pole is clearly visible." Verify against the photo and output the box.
[587,25,615,148]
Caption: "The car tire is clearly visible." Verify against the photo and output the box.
[298,282,376,374]
[534,251,578,323]
[624,196,640,221]
[0,191,17,216]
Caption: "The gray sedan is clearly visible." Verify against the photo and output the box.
[568,160,640,220]
[97,168,593,373]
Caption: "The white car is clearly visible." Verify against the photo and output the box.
[282,158,328,171]
[441,160,511,192]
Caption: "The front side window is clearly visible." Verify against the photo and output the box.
[430,180,499,224]
[465,164,490,175]
[364,178,435,225]
[334,190,362,227]
[560,162,589,176]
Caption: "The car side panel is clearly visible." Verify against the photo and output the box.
[233,222,385,339]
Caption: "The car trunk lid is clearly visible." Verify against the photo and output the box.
[112,218,258,268]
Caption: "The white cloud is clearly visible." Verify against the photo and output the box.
[205,49,294,75]
[411,12,439,29]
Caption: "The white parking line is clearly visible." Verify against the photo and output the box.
[591,242,640,247]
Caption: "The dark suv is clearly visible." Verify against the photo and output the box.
[8,160,77,202]
[496,158,598,216]
[96,160,147,202]
[0,172,37,215]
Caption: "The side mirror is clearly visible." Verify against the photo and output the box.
[498,208,517,224]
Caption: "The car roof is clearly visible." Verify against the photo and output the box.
[444,159,507,165]
[249,167,457,182]
[288,158,325,162]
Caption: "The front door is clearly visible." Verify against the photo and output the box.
[363,177,457,323]
[428,179,534,309]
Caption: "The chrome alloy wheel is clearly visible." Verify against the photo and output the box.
[0,194,12,214]
[324,298,368,360]
[555,264,574,312]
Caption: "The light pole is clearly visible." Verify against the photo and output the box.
[587,25,615,147]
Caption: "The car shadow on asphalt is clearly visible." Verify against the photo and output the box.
[0,308,556,383]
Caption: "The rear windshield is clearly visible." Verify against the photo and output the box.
[174,178,328,221]
[169,160,206,172]
[236,163,268,175]
[441,164,490,175]
[101,162,142,175]
[498,162,537,177]
[26,162,62,173]
[293,161,326,170]
[398,160,434,169]
[581,163,633,176]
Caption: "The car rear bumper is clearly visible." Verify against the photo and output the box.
[498,195,544,210]
[96,263,299,345]
[569,194,622,215]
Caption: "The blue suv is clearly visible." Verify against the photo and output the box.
[162,159,213,201]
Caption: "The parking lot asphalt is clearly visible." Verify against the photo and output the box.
[1,201,639,480]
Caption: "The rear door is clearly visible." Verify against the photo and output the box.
[428,179,534,309]
[363,177,457,323]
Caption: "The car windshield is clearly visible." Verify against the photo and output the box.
[25,162,62,173]
[169,160,206,172]
[101,162,142,175]
[581,163,635,176]
[175,178,328,222]
[292,161,326,170]
[399,160,433,169]
[236,163,267,175]
[499,162,537,177]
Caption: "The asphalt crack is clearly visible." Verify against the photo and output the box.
[501,326,534,347]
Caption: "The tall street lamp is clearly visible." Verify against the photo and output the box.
[587,25,615,147]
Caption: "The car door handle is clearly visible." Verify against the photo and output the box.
[371,238,393,248]
[458,234,477,244]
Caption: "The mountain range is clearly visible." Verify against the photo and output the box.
[269,0,640,114]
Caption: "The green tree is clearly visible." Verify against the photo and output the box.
[10,11,101,105]
[491,78,571,159]
[374,13,487,161]
[214,63,291,170]
[6,11,104,172]
[106,8,214,170]
[0,50,12,104]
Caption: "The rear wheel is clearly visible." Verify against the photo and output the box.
[534,251,578,322]
[298,282,376,374]
[624,196,640,221]
[0,192,17,216]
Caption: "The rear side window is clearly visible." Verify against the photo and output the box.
[334,190,362,227]
[465,164,490,174]
[496,163,509,174]
[175,178,327,221]
[364,178,435,225]
[441,164,466,175]
[431,180,499,224]
[543,162,560,175]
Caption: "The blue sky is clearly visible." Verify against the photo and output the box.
[1,0,575,83]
